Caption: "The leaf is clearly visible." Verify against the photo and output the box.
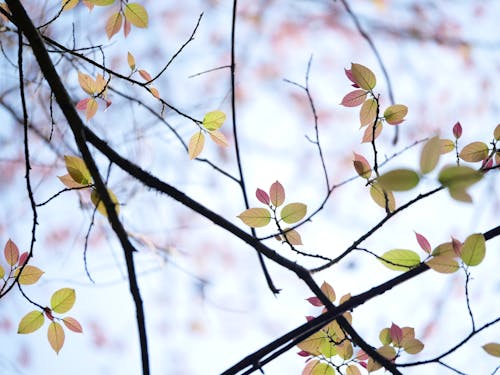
[124,3,148,28]
[390,323,403,346]
[377,169,420,191]
[138,69,152,81]
[269,181,285,207]
[346,366,362,375]
[19,252,28,266]
[302,360,335,375]
[359,98,377,127]
[337,341,353,360]
[297,330,326,356]
[431,242,456,258]
[280,203,307,224]
[459,141,489,162]
[4,239,19,266]
[283,228,302,245]
[415,232,431,253]
[87,0,115,5]
[16,265,44,285]
[256,188,270,205]
[379,328,391,345]
[188,131,205,159]
[448,187,473,203]
[105,12,122,39]
[494,124,500,140]
[203,110,226,131]
[340,89,367,107]
[460,233,486,266]
[127,52,136,70]
[438,165,482,189]
[85,97,98,120]
[0,264,4,279]
[483,343,500,357]
[208,130,229,147]
[149,87,160,99]
[18,311,44,334]
[62,317,83,333]
[350,63,376,90]
[77,72,95,95]
[62,0,79,11]
[426,256,459,273]
[123,19,131,37]
[369,182,396,212]
[367,345,396,372]
[453,121,462,139]
[402,338,424,354]
[361,120,383,143]
[306,297,323,307]
[320,281,336,302]
[91,188,120,217]
[58,174,89,189]
[76,97,90,111]
[64,155,92,185]
[384,104,408,125]
[439,139,455,154]
[420,136,441,174]
[237,208,271,228]
[47,322,65,354]
[379,249,421,271]
[353,152,371,179]
[51,288,76,314]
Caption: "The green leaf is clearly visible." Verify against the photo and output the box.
[188,131,205,159]
[64,156,92,185]
[280,203,307,224]
[51,288,76,314]
[302,359,336,375]
[377,169,420,191]
[351,63,376,90]
[0,264,4,279]
[420,136,441,174]
[18,310,44,334]
[483,343,500,357]
[4,239,19,266]
[402,338,424,354]
[384,104,408,125]
[379,249,421,271]
[438,165,482,189]
[124,3,148,28]
[237,208,271,227]
[15,265,44,285]
[426,256,460,273]
[369,182,396,212]
[359,98,378,127]
[379,328,391,345]
[91,188,120,217]
[460,233,486,266]
[87,0,115,5]
[47,322,65,354]
[202,110,226,131]
[459,141,489,162]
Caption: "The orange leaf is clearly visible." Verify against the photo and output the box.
[86,98,98,120]
[4,239,19,266]
[188,131,205,159]
[47,322,65,354]
[105,12,122,39]
[62,317,83,333]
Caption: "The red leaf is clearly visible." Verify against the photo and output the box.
[19,251,28,266]
[414,231,431,253]
[306,297,323,306]
[305,316,315,322]
[390,322,403,345]
[341,89,367,107]
[344,68,359,87]
[453,121,462,139]
[451,237,463,257]
[297,350,311,357]
[76,98,90,111]
[256,188,270,205]
[44,307,54,322]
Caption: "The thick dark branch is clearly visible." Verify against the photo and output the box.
[5,1,150,374]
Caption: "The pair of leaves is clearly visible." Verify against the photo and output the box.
[188,111,228,159]
[237,203,307,228]
[18,288,81,354]
[106,4,148,38]
[75,72,110,120]
[438,165,483,203]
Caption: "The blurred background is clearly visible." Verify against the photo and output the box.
[0,0,499,374]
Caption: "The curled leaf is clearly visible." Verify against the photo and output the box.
[353,152,371,179]
[453,121,462,139]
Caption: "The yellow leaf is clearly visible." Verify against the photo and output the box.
[379,249,421,271]
[346,365,362,375]
[283,228,302,246]
[439,139,455,154]
[361,119,383,143]
[302,359,335,375]
[426,256,459,273]
[51,288,76,314]
[105,12,122,39]
[351,63,376,90]
[459,141,489,162]
[0,264,4,279]
[188,131,205,159]
[202,110,226,131]
[15,265,44,285]
[87,0,114,5]
[91,188,120,217]
[18,310,45,334]
[77,72,95,95]
[420,135,441,174]
[359,98,377,127]
[124,3,148,28]
[64,155,92,185]
[95,74,107,95]
[460,233,486,266]
[47,322,65,354]
[402,338,424,354]
[237,208,271,228]
[377,168,420,191]
[384,104,408,125]
[280,202,307,224]
[58,174,90,189]
[438,165,482,190]
[209,130,229,147]
[369,182,396,212]
[62,0,79,11]
[494,124,500,140]
[483,343,500,357]
[149,87,160,99]
[127,52,136,70]
[85,97,98,120]
[320,281,336,302]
